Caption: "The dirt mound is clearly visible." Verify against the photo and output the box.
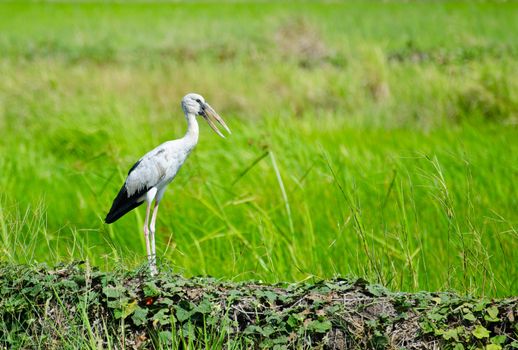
[1,262,516,349]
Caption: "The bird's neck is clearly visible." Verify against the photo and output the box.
[183,113,199,146]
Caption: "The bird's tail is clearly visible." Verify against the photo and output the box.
[105,186,145,224]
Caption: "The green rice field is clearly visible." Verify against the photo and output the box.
[0,1,517,298]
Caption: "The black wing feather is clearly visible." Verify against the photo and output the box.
[104,184,148,224]
[105,160,148,224]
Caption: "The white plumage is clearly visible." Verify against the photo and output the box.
[105,93,230,275]
[125,139,195,199]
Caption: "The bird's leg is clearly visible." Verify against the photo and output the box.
[143,201,154,275]
[149,202,160,275]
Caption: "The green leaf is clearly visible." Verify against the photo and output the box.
[463,312,476,321]
[272,336,289,346]
[143,281,160,297]
[121,300,138,319]
[432,297,442,304]
[181,323,196,339]
[306,320,331,333]
[256,290,278,303]
[485,306,500,322]
[434,328,444,336]
[427,312,445,321]
[174,305,191,322]
[193,299,212,315]
[452,343,465,350]
[473,301,487,312]
[260,325,275,337]
[114,309,123,319]
[366,284,386,297]
[159,297,174,306]
[131,307,148,326]
[472,325,490,339]
[107,297,129,309]
[419,320,434,334]
[487,306,499,318]
[57,280,78,289]
[152,309,170,326]
[244,325,263,335]
[158,331,172,345]
[287,315,300,328]
[486,344,502,350]
[491,335,506,345]
[103,286,125,299]
[442,328,459,341]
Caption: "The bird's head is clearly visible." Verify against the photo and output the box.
[181,93,231,138]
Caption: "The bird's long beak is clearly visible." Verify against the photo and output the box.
[201,103,231,138]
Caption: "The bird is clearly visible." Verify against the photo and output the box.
[104,93,231,275]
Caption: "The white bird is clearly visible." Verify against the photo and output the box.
[105,93,231,275]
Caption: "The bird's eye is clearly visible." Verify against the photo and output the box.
[195,99,201,103]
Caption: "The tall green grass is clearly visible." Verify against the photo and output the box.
[0,1,516,297]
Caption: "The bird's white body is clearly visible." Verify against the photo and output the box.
[125,114,199,204]
[105,93,230,275]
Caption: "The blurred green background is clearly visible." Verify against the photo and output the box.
[0,1,516,297]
